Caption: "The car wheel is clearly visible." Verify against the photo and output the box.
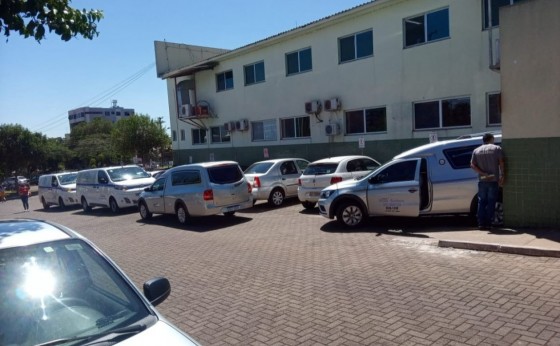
[58,197,66,209]
[268,188,285,207]
[223,211,236,217]
[41,197,49,210]
[81,197,91,212]
[176,204,188,224]
[301,201,316,210]
[336,201,365,228]
[139,201,152,220]
[109,197,119,213]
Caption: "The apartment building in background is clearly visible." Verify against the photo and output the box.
[68,100,134,130]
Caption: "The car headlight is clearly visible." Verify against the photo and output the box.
[320,189,336,199]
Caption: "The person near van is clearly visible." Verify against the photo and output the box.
[470,133,505,230]
[18,182,31,211]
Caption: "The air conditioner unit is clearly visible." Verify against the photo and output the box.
[324,98,341,111]
[305,100,321,114]
[224,121,236,132]
[325,123,341,136]
[235,119,249,131]
[179,104,192,118]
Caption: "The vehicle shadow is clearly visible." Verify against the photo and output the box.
[35,205,82,213]
[71,207,139,217]
[135,214,253,232]
[241,198,300,214]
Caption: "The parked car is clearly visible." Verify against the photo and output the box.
[76,165,155,213]
[38,172,79,209]
[318,133,503,228]
[298,155,381,209]
[244,158,309,206]
[0,219,199,345]
[138,161,253,224]
[1,176,28,190]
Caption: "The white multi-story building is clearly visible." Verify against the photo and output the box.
[155,0,514,167]
[68,100,135,130]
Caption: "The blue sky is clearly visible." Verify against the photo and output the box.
[0,0,369,138]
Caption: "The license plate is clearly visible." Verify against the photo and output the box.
[223,205,241,213]
[309,192,320,197]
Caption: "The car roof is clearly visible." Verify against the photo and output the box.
[251,158,308,164]
[310,155,373,164]
[0,219,76,250]
[394,133,503,160]
[171,161,240,170]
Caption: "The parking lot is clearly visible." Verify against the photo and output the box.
[2,196,560,345]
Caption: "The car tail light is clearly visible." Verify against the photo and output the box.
[253,176,261,188]
[203,189,213,201]
[247,182,252,193]
[330,176,343,184]
[298,178,302,186]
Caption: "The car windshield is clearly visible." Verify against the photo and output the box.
[303,163,339,175]
[244,162,274,174]
[107,167,151,182]
[207,165,243,184]
[58,173,78,185]
[0,238,153,346]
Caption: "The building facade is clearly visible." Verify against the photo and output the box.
[68,101,135,130]
[156,0,512,167]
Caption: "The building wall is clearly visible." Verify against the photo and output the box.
[162,0,503,167]
[500,0,560,227]
[68,106,135,129]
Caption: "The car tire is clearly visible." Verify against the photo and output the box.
[268,188,285,207]
[58,197,66,209]
[301,201,316,210]
[139,201,152,220]
[336,201,365,228]
[223,211,236,217]
[81,197,91,212]
[109,197,120,213]
[41,197,49,210]
[176,204,189,225]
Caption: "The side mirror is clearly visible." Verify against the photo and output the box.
[143,277,171,307]
[144,186,152,192]
[369,175,382,184]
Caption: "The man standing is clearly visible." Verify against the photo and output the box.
[470,133,505,229]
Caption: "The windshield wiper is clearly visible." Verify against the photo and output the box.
[35,323,147,346]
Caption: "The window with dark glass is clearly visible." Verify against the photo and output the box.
[487,93,501,125]
[345,107,387,134]
[172,130,177,141]
[286,48,312,75]
[192,129,207,145]
[483,0,521,28]
[211,126,231,143]
[404,8,449,47]
[251,119,277,141]
[244,61,265,85]
[172,171,201,186]
[339,29,373,63]
[216,70,234,91]
[414,97,471,130]
[180,129,185,141]
[280,116,310,139]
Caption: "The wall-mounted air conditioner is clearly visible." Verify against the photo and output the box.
[325,123,341,136]
[324,98,341,111]
[224,121,236,132]
[305,100,321,114]
[179,104,192,118]
[236,119,249,131]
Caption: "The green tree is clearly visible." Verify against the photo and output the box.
[111,114,170,166]
[69,118,116,167]
[0,124,45,178]
[0,0,103,42]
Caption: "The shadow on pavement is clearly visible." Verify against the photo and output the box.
[135,214,253,232]
[70,207,139,217]
[241,199,300,214]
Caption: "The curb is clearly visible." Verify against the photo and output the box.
[438,240,560,258]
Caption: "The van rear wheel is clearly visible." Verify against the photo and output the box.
[81,197,91,212]
[58,197,66,209]
[176,204,188,225]
[109,197,119,213]
[139,201,152,220]
[41,197,49,210]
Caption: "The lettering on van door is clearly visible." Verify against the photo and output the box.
[379,197,404,213]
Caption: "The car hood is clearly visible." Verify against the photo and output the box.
[118,320,199,345]
[325,178,361,191]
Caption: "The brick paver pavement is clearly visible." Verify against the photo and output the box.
[2,196,560,345]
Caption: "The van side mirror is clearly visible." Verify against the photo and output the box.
[369,175,383,184]
[144,186,152,192]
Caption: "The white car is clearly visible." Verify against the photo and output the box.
[0,219,199,345]
[297,155,381,209]
[38,172,80,209]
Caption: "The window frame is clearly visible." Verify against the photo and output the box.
[345,106,387,135]
[191,128,207,145]
[403,7,450,48]
[338,29,374,64]
[216,70,234,92]
[413,97,471,130]
[487,92,502,126]
[210,125,231,143]
[251,119,277,142]
[244,61,265,86]
[280,115,311,139]
[180,129,185,141]
[285,47,313,76]
[482,0,519,29]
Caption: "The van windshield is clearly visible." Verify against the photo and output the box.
[107,167,151,182]
[58,173,78,185]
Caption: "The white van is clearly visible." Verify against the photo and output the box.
[38,172,79,209]
[76,165,155,213]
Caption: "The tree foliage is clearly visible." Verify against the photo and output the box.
[0,124,46,177]
[69,118,116,167]
[0,0,103,42]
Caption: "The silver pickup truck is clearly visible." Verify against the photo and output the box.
[318,134,503,228]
